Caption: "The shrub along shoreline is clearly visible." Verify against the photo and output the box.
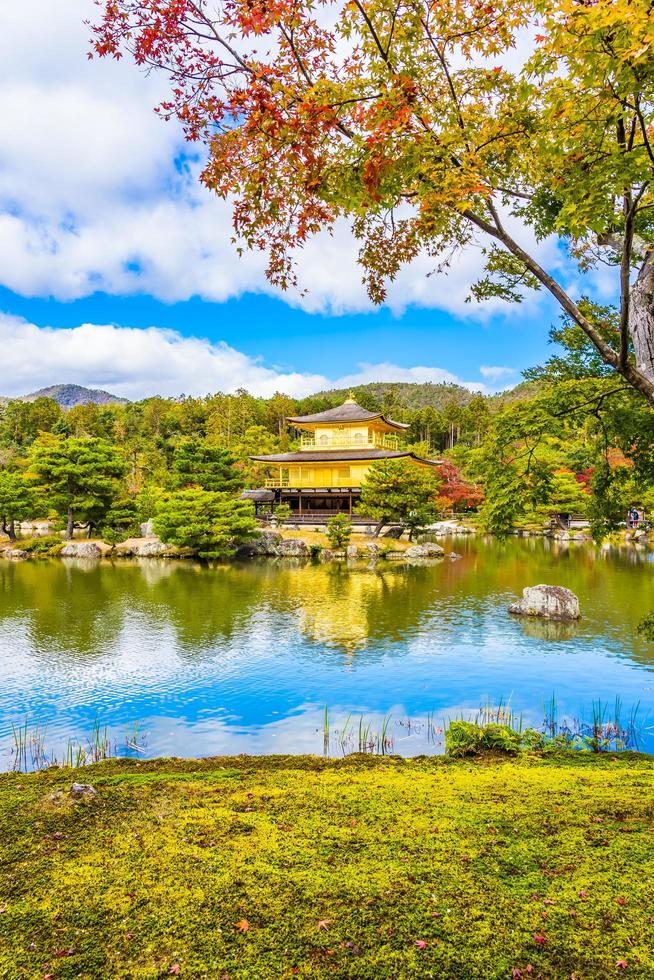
[1,752,653,979]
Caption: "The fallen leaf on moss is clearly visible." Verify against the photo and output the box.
[533,933,546,946]
[235,919,250,933]
[317,919,331,931]
[415,940,427,949]
[169,966,181,976]
[615,960,628,969]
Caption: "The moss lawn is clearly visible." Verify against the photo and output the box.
[1,753,654,979]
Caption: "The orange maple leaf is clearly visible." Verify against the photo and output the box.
[317,919,331,930]
[235,919,250,933]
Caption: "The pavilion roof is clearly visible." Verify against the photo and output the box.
[249,449,441,465]
[286,397,410,430]
[239,489,275,502]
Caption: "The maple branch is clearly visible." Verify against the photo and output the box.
[549,386,632,418]
[186,2,257,79]
[462,209,654,405]
[352,1,393,69]
[383,0,402,60]
[280,25,314,88]
[493,186,534,202]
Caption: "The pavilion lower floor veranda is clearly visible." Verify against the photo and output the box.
[276,488,360,517]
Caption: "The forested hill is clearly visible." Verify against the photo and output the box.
[313,381,480,412]
[1,380,530,413]
[17,385,129,407]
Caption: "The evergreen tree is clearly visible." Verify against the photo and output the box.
[29,436,127,538]
[326,513,352,550]
[101,495,140,543]
[172,439,244,493]
[0,470,37,541]
[153,488,257,558]
[358,459,441,538]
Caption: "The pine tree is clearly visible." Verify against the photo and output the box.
[358,459,441,538]
[153,489,257,558]
[0,470,37,541]
[172,439,244,494]
[29,436,127,538]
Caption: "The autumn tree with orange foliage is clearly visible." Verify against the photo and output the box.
[91,0,654,402]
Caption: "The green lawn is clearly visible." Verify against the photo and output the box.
[1,753,653,978]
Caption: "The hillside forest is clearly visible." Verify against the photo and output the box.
[0,313,653,547]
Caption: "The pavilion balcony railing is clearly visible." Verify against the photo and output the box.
[299,433,400,451]
[264,476,361,489]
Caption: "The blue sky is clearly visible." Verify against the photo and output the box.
[0,284,559,387]
[0,1,617,401]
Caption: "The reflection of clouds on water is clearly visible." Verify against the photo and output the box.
[2,536,654,767]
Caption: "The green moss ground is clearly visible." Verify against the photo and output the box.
[1,753,654,979]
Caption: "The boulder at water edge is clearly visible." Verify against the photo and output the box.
[60,542,102,559]
[277,538,309,558]
[4,549,28,561]
[508,584,580,621]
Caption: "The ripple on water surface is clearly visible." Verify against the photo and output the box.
[1,537,653,768]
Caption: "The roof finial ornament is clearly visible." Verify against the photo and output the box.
[345,390,356,404]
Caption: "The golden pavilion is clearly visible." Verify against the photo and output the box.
[249,396,440,519]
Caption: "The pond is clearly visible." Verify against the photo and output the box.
[1,535,654,769]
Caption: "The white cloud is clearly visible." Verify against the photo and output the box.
[0,313,497,400]
[0,0,591,320]
[479,365,517,382]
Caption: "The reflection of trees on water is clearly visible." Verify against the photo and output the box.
[0,560,127,661]
[1,536,654,669]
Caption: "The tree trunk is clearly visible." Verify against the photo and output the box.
[373,518,385,538]
[66,506,74,540]
[630,249,654,384]
[2,517,16,542]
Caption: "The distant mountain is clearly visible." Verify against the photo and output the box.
[20,384,129,407]
[312,381,479,413]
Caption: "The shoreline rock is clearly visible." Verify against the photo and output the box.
[115,536,173,558]
[60,542,104,559]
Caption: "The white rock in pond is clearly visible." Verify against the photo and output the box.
[405,542,445,560]
[363,542,381,559]
[404,544,426,559]
[508,584,580,621]
[70,783,97,798]
[60,542,102,559]
[345,544,359,560]
[422,542,445,556]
